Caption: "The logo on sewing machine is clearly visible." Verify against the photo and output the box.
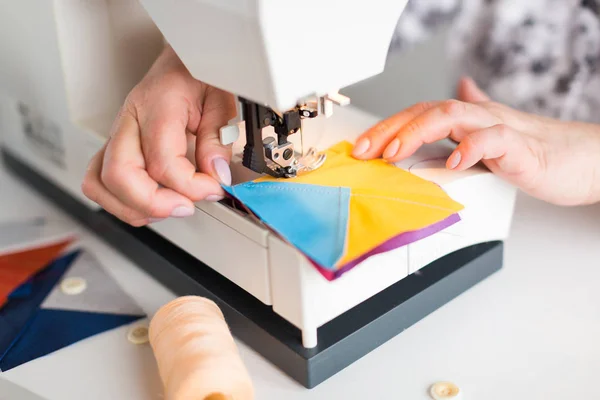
[17,102,66,169]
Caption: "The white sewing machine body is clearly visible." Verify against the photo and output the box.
[207,107,517,349]
[0,0,516,388]
[138,0,410,112]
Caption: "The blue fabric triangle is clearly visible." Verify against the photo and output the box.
[0,250,80,362]
[8,281,33,299]
[224,182,350,269]
[0,309,143,371]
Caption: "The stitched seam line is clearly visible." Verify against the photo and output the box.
[233,184,458,212]
[351,193,459,213]
[238,184,448,200]
[336,188,347,262]
[232,185,456,213]
[237,184,350,195]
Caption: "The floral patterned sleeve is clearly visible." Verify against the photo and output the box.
[389,0,600,124]
[389,0,463,52]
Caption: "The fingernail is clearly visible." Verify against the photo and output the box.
[170,206,195,218]
[205,194,224,202]
[353,138,370,157]
[149,218,164,224]
[447,151,461,169]
[383,139,401,159]
[213,157,232,186]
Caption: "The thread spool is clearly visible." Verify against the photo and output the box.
[149,296,254,400]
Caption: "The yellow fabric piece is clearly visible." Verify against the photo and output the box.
[257,141,464,265]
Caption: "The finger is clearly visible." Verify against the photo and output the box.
[352,101,440,159]
[457,76,491,103]
[447,124,539,177]
[383,100,502,163]
[195,86,237,186]
[82,144,151,227]
[457,77,540,132]
[140,96,224,199]
[101,109,196,219]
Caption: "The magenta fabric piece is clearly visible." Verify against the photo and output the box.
[312,213,461,281]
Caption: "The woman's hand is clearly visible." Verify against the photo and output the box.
[82,45,237,226]
[352,77,600,206]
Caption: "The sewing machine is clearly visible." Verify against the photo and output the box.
[0,0,516,388]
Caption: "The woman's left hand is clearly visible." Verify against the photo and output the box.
[351,77,600,206]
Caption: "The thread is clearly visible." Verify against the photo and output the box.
[149,296,254,400]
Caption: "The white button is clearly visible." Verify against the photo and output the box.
[430,381,461,400]
[60,277,87,295]
[127,324,149,345]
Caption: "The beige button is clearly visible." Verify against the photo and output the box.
[60,277,87,295]
[128,324,149,344]
[430,381,461,400]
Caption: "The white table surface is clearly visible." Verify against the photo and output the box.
[0,158,599,400]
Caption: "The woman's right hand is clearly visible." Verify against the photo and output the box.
[82,44,237,226]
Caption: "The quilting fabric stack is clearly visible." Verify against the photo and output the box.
[224,141,464,280]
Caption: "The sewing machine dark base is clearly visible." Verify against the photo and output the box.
[2,148,504,389]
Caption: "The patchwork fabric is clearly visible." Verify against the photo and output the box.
[0,249,145,371]
[0,251,80,364]
[226,141,464,279]
[0,239,73,308]
[311,213,461,281]
[0,309,141,371]
[8,282,33,299]
[224,182,350,268]
[42,251,145,316]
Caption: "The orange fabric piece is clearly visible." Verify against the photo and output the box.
[257,141,464,265]
[0,240,72,307]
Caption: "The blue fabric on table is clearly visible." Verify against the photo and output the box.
[8,281,33,299]
[0,309,142,371]
[0,251,80,362]
[223,181,350,268]
[0,248,146,371]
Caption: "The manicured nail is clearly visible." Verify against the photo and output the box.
[213,157,232,186]
[205,194,224,202]
[383,138,401,159]
[353,138,370,157]
[170,206,195,218]
[447,151,461,169]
